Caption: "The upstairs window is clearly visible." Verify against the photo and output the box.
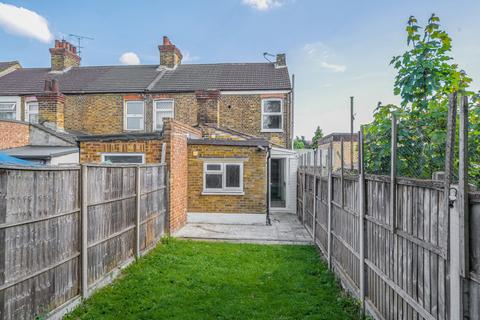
[154,99,174,131]
[203,162,243,194]
[261,99,283,132]
[25,101,39,123]
[0,102,17,120]
[125,101,144,131]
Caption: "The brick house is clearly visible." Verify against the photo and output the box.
[0,37,296,230]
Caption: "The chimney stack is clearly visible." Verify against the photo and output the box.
[275,53,286,68]
[49,40,81,71]
[158,36,183,68]
[36,79,66,130]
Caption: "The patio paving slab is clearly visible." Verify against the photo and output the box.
[174,212,312,245]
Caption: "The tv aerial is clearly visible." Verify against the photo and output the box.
[263,52,275,63]
[68,34,94,56]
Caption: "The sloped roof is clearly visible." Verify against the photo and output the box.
[151,63,291,92]
[0,61,20,70]
[0,63,291,95]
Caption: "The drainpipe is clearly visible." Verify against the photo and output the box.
[266,146,271,225]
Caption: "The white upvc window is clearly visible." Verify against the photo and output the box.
[0,96,20,120]
[124,100,145,131]
[203,161,244,195]
[25,101,39,123]
[101,153,145,164]
[261,98,283,132]
[153,99,174,131]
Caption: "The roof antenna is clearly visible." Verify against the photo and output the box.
[68,34,94,57]
[263,52,275,63]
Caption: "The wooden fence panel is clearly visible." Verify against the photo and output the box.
[0,163,167,320]
[86,166,137,286]
[297,164,453,320]
[468,193,480,320]
[0,168,81,320]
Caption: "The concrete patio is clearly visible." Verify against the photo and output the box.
[173,212,312,245]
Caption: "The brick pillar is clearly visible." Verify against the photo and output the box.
[196,89,220,126]
[36,79,65,130]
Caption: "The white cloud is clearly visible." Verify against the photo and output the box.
[119,52,141,65]
[242,0,282,11]
[0,2,53,43]
[182,51,199,63]
[303,42,346,73]
[320,62,346,73]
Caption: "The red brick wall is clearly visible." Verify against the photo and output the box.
[0,120,29,150]
[79,139,164,164]
[163,119,201,233]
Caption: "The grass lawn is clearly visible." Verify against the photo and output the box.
[65,239,361,320]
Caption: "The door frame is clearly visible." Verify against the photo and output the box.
[269,156,288,210]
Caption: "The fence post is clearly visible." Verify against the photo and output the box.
[445,92,458,319]
[390,114,397,231]
[312,149,317,240]
[302,154,306,224]
[327,142,333,269]
[135,166,141,258]
[450,95,470,319]
[358,128,366,313]
[81,164,88,298]
[340,138,344,208]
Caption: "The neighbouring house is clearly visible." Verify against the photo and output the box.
[0,119,79,164]
[0,36,296,231]
[316,133,358,171]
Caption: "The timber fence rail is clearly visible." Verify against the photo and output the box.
[0,163,168,320]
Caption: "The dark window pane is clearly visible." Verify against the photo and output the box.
[103,155,143,164]
[226,165,240,188]
[263,115,282,129]
[206,173,222,189]
[206,164,221,171]
[263,100,281,113]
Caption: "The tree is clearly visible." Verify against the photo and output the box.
[293,136,307,149]
[364,14,479,185]
[311,126,324,147]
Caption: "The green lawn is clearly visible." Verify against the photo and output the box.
[65,239,361,320]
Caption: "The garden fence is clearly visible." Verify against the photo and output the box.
[297,93,479,319]
[0,163,168,320]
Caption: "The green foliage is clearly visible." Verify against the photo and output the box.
[311,126,324,147]
[65,239,363,320]
[294,135,309,149]
[365,14,479,186]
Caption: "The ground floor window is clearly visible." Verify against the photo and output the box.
[101,153,145,164]
[203,161,243,194]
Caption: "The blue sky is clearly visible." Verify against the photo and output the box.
[0,0,479,138]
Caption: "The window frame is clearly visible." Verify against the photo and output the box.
[101,153,145,164]
[124,100,145,131]
[261,98,283,133]
[153,99,175,131]
[0,96,21,121]
[25,101,39,123]
[202,161,244,195]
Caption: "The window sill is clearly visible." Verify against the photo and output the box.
[261,129,284,133]
[202,191,245,196]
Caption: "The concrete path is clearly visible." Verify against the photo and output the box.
[173,212,312,245]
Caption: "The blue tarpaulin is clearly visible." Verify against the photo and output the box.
[0,152,37,166]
